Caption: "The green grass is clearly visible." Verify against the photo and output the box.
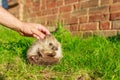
[0,24,120,80]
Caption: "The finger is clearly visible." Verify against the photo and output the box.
[33,34,40,40]
[19,32,24,36]
[33,30,45,39]
[36,26,50,34]
[41,28,50,35]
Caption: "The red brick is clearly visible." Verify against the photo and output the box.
[60,5,72,13]
[40,8,58,16]
[60,12,71,19]
[46,15,57,26]
[110,4,120,13]
[72,9,87,17]
[59,19,64,24]
[40,0,46,10]
[8,6,19,18]
[47,27,57,32]
[100,21,111,30]
[50,8,58,15]
[41,10,48,16]
[46,0,56,4]
[33,2,40,6]
[110,12,120,20]
[56,0,63,7]
[30,13,37,17]
[46,1,56,9]
[39,16,47,25]
[70,24,78,31]
[79,22,98,31]
[93,30,117,37]
[89,6,109,15]
[37,11,42,16]
[71,31,83,37]
[26,1,32,7]
[73,3,81,11]
[26,0,32,2]
[64,25,70,31]
[113,0,120,3]
[89,14,109,22]
[64,17,78,25]
[64,0,78,5]
[41,5,46,10]
[79,16,88,23]
[112,20,120,29]
[46,20,56,26]
[101,0,109,5]
[83,31,93,38]
[117,30,120,35]
[46,15,57,20]
[81,0,98,8]
[32,6,40,11]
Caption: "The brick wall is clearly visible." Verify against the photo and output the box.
[14,0,120,37]
[8,0,19,18]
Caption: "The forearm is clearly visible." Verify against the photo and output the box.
[0,6,22,32]
[0,6,50,39]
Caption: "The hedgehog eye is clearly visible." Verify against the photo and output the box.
[49,43,53,46]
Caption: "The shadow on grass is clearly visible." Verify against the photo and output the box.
[0,73,5,80]
[107,34,120,43]
[15,39,32,63]
[20,46,29,62]
[0,39,33,63]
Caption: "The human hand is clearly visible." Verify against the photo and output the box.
[19,22,50,39]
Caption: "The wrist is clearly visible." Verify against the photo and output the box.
[15,21,24,32]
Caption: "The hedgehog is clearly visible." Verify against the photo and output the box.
[27,34,62,65]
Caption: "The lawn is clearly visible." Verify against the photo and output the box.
[0,24,120,80]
